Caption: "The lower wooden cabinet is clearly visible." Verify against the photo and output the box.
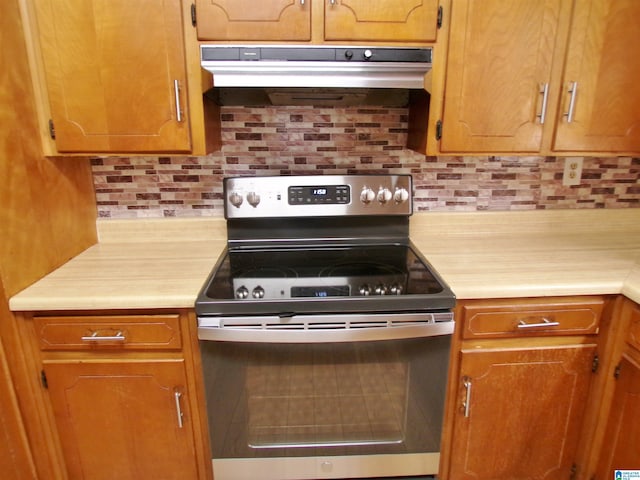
[44,359,198,480]
[595,355,640,477]
[23,311,211,480]
[450,344,595,479]
[593,300,640,478]
[442,297,606,480]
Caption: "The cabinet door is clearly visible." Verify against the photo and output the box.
[439,0,563,153]
[595,355,640,477]
[44,360,198,480]
[553,0,640,153]
[33,0,191,153]
[449,344,595,479]
[324,0,440,43]
[195,0,311,41]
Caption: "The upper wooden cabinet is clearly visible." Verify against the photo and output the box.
[23,0,220,155]
[431,0,640,156]
[324,0,440,43]
[553,0,640,153]
[437,0,567,154]
[195,0,311,41]
[32,0,191,153]
[195,0,441,44]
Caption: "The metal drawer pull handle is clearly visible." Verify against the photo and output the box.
[174,390,184,428]
[81,331,126,342]
[517,318,560,329]
[300,0,305,4]
[537,83,549,124]
[563,81,578,123]
[174,79,183,123]
[463,377,472,418]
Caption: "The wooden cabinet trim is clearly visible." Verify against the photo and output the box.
[459,297,605,339]
[34,314,182,351]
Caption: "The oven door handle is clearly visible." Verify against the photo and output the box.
[198,313,454,343]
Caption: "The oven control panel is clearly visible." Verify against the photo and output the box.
[224,174,412,218]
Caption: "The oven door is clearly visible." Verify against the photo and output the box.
[198,313,453,480]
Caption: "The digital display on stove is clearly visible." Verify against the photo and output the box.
[291,286,350,298]
[288,185,350,205]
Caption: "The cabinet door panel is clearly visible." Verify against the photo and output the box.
[45,360,198,480]
[450,344,595,479]
[440,0,562,152]
[554,0,640,152]
[195,0,311,41]
[34,0,190,152]
[324,0,439,43]
[595,355,640,476]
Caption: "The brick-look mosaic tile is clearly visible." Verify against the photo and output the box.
[91,107,640,218]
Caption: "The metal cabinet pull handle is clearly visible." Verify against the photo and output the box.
[174,80,183,123]
[462,376,472,418]
[537,83,549,124]
[174,390,184,428]
[329,0,336,5]
[300,0,305,5]
[563,81,578,123]
[517,317,560,329]
[81,331,126,342]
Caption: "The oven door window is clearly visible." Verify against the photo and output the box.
[200,336,450,458]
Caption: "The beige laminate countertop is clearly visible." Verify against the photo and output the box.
[9,210,640,312]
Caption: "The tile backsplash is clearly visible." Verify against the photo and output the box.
[91,106,640,218]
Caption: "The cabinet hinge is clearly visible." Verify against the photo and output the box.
[40,370,48,389]
[592,354,599,373]
[569,463,578,480]
[437,5,444,29]
[614,362,621,379]
[190,3,197,27]
[48,119,56,140]
[435,120,443,141]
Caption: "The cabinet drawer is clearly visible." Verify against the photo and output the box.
[34,315,182,351]
[626,304,640,352]
[461,298,604,339]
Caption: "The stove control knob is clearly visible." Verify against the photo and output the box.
[394,187,410,204]
[389,283,403,295]
[246,191,261,208]
[359,284,372,296]
[375,284,388,295]
[229,192,243,208]
[236,286,249,299]
[377,187,392,204]
[252,286,265,299]
[360,187,375,204]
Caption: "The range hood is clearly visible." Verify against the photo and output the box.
[200,45,432,91]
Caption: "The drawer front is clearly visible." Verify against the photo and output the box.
[461,298,604,339]
[35,315,182,351]
[627,303,640,352]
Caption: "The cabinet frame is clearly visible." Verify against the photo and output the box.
[440,295,618,480]
[15,309,213,480]
[426,0,640,156]
[19,0,220,156]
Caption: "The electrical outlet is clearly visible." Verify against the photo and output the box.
[563,157,583,186]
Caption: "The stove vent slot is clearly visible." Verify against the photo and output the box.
[216,314,443,331]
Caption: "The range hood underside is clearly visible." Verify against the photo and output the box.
[206,87,422,107]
